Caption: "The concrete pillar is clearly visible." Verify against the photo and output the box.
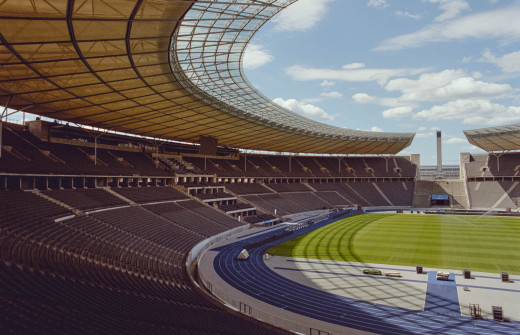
[437,130,442,173]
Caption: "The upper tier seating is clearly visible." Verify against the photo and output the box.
[465,153,520,178]
[0,126,75,174]
[1,125,172,176]
[182,153,416,179]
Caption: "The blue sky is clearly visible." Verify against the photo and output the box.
[243,0,520,165]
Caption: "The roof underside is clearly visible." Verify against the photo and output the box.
[464,124,520,152]
[0,0,415,155]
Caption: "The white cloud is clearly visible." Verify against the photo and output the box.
[430,0,470,22]
[352,93,402,107]
[481,49,520,73]
[385,69,513,102]
[472,71,483,79]
[272,0,333,32]
[285,64,428,86]
[352,69,512,109]
[395,10,421,20]
[382,106,414,119]
[375,4,520,51]
[320,80,336,87]
[352,93,376,104]
[272,98,334,122]
[414,99,520,125]
[445,137,467,144]
[418,126,427,131]
[243,43,274,69]
[367,0,389,9]
[321,91,343,99]
[342,62,365,70]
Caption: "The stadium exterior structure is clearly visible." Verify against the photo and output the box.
[0,0,414,155]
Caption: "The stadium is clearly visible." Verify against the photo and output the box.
[1,1,520,334]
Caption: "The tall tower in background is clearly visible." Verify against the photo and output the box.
[437,130,442,173]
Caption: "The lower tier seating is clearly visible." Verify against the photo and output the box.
[0,190,282,335]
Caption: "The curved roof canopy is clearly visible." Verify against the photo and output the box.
[0,0,415,155]
[464,124,520,152]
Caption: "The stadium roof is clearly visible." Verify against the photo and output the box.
[0,0,415,155]
[464,124,520,152]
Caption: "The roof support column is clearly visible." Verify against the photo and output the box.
[0,118,3,160]
[1,96,13,159]
[94,135,100,166]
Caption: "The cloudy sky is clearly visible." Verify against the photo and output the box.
[243,0,520,165]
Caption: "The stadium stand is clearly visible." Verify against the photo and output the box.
[466,181,518,209]
[43,188,127,211]
[314,191,351,206]
[111,186,187,204]
[144,201,233,236]
[0,189,286,335]
[281,192,332,210]
[266,183,311,192]
[414,180,469,209]
[460,153,520,209]
[225,183,273,194]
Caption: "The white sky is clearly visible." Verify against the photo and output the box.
[244,0,520,165]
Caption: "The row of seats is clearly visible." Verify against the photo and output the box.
[1,126,171,177]
[2,124,417,180]
[0,189,282,334]
[465,153,520,178]
[235,181,415,216]
[182,155,416,178]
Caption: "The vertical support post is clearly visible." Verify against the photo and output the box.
[497,154,500,172]
[0,98,11,160]
[338,157,341,174]
[436,130,442,174]
[204,155,207,171]
[156,145,159,168]
[0,119,3,159]
[244,154,247,173]
[289,156,292,173]
[94,135,98,166]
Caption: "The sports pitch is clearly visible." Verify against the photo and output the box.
[267,213,520,274]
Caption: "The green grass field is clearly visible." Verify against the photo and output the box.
[267,213,520,274]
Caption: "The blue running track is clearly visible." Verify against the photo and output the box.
[212,211,520,334]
